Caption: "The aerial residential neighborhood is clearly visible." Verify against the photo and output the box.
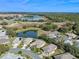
[0,0,79,59]
[0,13,79,59]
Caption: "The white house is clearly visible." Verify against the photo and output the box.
[0,29,9,44]
[0,29,7,36]
[64,40,73,45]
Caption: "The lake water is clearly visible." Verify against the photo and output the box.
[20,15,44,21]
[17,31,37,38]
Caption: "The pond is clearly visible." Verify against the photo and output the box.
[20,15,44,21]
[17,30,38,38]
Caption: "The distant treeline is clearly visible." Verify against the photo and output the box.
[31,12,79,22]
[0,12,79,22]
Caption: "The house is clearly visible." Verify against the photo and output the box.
[42,44,57,57]
[30,39,46,48]
[9,48,41,59]
[22,38,33,49]
[0,25,3,29]
[54,53,77,59]
[63,33,77,45]
[12,37,23,48]
[0,29,7,36]
[0,29,9,44]
[1,52,26,59]
[47,31,61,39]
[74,40,79,48]
[75,36,79,40]
[63,36,74,45]
[0,36,9,44]
[65,33,77,39]
[64,40,73,45]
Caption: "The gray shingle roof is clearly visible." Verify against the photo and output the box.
[0,36,9,44]
[54,53,77,59]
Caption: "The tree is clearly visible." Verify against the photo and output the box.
[6,28,16,37]
[42,23,58,31]
[18,51,22,55]
[0,22,8,25]
[0,44,9,55]
[23,25,27,29]
[72,23,79,35]
[64,44,79,58]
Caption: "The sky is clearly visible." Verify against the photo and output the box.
[0,0,79,12]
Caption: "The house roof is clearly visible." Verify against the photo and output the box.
[1,53,25,59]
[13,37,23,44]
[0,36,9,44]
[64,40,73,45]
[54,53,77,59]
[42,44,57,53]
[66,33,77,38]
[74,40,79,48]
[0,30,7,36]
[47,31,61,39]
[24,38,33,45]
[30,39,46,48]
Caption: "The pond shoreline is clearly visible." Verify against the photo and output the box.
[15,27,46,36]
[17,30,38,38]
